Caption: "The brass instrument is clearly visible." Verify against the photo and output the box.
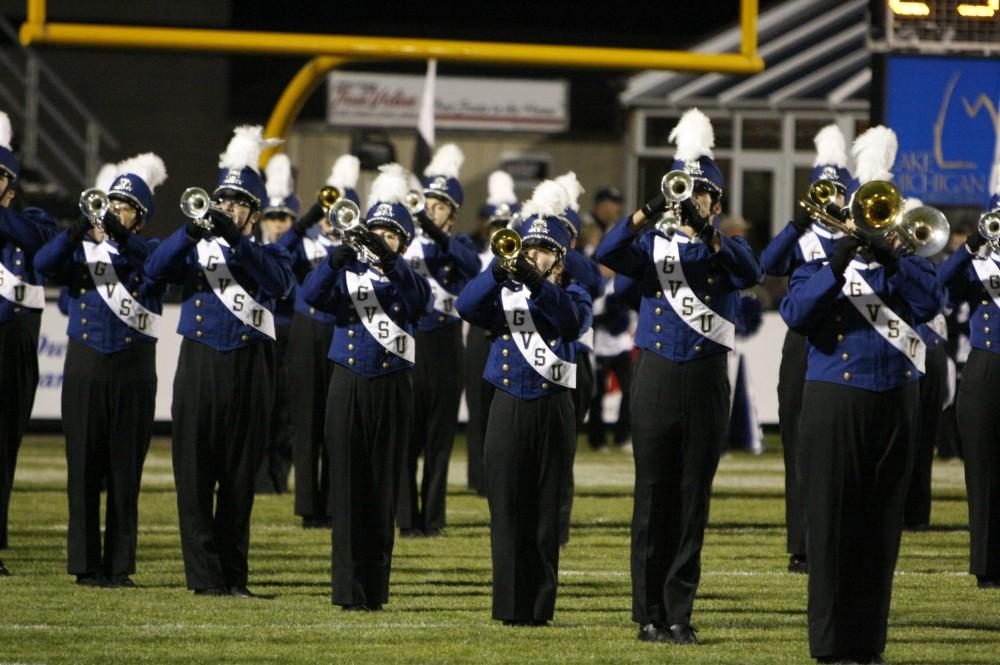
[850,180,903,237]
[809,179,839,207]
[328,198,376,263]
[405,189,425,217]
[79,188,110,235]
[179,187,215,232]
[490,227,521,271]
[660,170,694,203]
[317,186,341,210]
[896,205,950,258]
[653,206,682,237]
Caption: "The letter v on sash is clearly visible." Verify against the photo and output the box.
[866,303,881,321]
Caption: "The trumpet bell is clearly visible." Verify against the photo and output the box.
[405,189,425,216]
[328,198,362,232]
[79,188,109,220]
[898,205,950,258]
[850,180,903,235]
[978,210,1000,242]
[809,179,839,207]
[180,187,212,220]
[490,227,521,270]
[660,170,693,203]
[318,186,341,210]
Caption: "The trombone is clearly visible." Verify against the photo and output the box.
[179,187,215,233]
[490,227,521,272]
[79,188,110,235]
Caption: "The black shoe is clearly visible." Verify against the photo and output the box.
[193,587,229,596]
[423,527,444,538]
[366,603,383,611]
[977,576,1000,589]
[788,554,809,574]
[342,603,370,611]
[0,559,9,576]
[302,516,332,529]
[502,620,532,627]
[229,586,256,598]
[399,528,424,538]
[637,623,671,643]
[76,574,109,587]
[904,522,930,532]
[667,623,698,645]
[107,575,137,588]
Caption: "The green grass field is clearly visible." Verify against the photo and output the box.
[1,434,996,664]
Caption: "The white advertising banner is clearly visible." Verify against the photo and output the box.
[326,71,568,133]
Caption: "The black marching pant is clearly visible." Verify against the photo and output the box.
[464,326,493,493]
[289,313,335,519]
[587,351,634,448]
[398,323,463,532]
[485,389,573,622]
[0,313,40,551]
[957,348,1000,579]
[799,380,917,660]
[777,329,808,557]
[904,345,947,527]
[63,340,156,576]
[256,322,293,494]
[559,353,592,546]
[328,366,411,606]
[172,339,274,590]
[630,350,729,626]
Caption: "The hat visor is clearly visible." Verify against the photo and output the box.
[424,190,459,210]
[521,235,565,256]
[214,185,261,208]
[109,192,149,218]
[366,218,412,242]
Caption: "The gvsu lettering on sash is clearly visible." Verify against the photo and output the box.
[0,258,44,309]
[196,239,276,339]
[82,241,162,338]
[404,240,459,318]
[501,287,576,389]
[346,270,415,362]
[842,264,925,373]
[972,256,1000,315]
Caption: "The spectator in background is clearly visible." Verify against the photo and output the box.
[588,266,636,453]
[585,186,624,235]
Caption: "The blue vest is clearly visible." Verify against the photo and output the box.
[300,255,432,378]
[760,221,840,277]
[455,263,593,401]
[781,255,945,392]
[564,247,606,353]
[0,206,57,322]
[277,227,337,324]
[143,226,294,352]
[407,232,481,333]
[594,217,761,363]
[35,230,164,354]
[939,246,1000,355]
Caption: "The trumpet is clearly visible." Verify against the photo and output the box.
[405,189,425,217]
[978,210,1000,251]
[328,198,376,263]
[490,227,522,272]
[660,170,694,203]
[317,186,341,210]
[79,188,110,235]
[896,205,950,258]
[653,205,682,237]
[179,187,215,232]
[809,179,840,207]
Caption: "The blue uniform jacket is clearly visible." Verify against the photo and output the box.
[277,227,337,324]
[407,232,481,332]
[938,246,1000,355]
[594,217,762,362]
[781,255,945,392]
[565,248,606,353]
[760,221,840,277]
[0,206,57,322]
[35,230,165,354]
[144,226,294,352]
[300,254,432,378]
[455,261,593,401]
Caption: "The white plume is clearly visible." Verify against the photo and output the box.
[903,197,924,213]
[669,108,715,162]
[327,154,360,190]
[487,170,517,206]
[117,152,168,191]
[423,143,464,178]
[0,111,11,150]
[555,171,585,211]
[992,166,1000,198]
[367,162,410,208]
[813,124,848,168]
[95,163,119,192]
[851,126,898,184]
[520,179,570,219]
[265,153,294,200]
[407,171,423,193]
[218,125,281,173]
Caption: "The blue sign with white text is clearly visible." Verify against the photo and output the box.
[886,55,1000,208]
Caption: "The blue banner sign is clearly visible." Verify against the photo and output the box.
[886,55,1000,208]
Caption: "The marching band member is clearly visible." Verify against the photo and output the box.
[781,127,945,662]
[282,154,361,528]
[35,153,167,588]
[398,144,481,537]
[0,111,57,577]
[937,177,1000,589]
[465,171,519,494]
[455,180,592,627]
[255,153,299,495]
[594,108,761,645]
[553,171,606,547]
[144,126,295,597]
[760,124,852,574]
[301,163,431,610]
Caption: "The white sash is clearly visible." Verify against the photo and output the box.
[82,240,162,338]
[972,254,1000,313]
[797,231,828,263]
[926,313,948,341]
[404,239,459,319]
[500,286,576,389]
[303,234,336,267]
[0,258,44,309]
[651,234,735,350]
[842,263,926,373]
[345,270,415,362]
[196,239,276,340]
